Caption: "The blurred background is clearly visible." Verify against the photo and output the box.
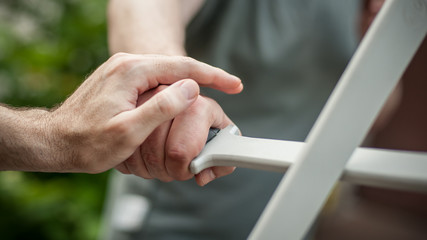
[0,0,110,239]
[1,1,427,240]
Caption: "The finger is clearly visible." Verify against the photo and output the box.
[136,85,169,106]
[211,166,236,179]
[140,121,173,182]
[111,85,168,179]
[123,148,153,179]
[125,54,243,94]
[195,167,236,186]
[115,163,131,174]
[120,79,200,147]
[134,85,172,181]
[164,96,232,181]
[156,56,244,94]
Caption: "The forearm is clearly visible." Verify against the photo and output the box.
[107,0,204,55]
[0,106,59,172]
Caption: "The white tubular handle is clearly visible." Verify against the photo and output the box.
[191,125,427,193]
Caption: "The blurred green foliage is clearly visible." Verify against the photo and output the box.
[0,0,110,239]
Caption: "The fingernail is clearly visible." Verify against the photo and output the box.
[237,82,244,91]
[231,76,242,86]
[201,168,216,186]
[233,76,241,82]
[180,80,199,100]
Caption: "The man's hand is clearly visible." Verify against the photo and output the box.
[116,85,236,186]
[0,53,242,175]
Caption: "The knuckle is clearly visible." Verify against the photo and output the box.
[114,58,134,72]
[110,52,129,60]
[166,144,189,163]
[166,144,198,181]
[184,97,227,128]
[171,55,194,63]
[176,56,197,73]
[104,53,136,77]
[179,56,196,64]
[182,96,207,116]
[193,95,212,108]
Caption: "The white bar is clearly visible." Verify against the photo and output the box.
[249,1,427,239]
[191,126,427,192]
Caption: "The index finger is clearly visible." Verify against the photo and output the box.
[118,53,244,94]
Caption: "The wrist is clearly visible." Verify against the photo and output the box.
[0,106,61,172]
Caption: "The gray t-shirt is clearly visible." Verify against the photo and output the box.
[104,1,359,239]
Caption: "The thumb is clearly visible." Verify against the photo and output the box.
[130,79,199,140]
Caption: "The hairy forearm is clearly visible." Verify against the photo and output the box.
[107,0,204,55]
[0,106,59,171]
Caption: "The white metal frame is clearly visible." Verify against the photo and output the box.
[249,1,427,239]
[191,125,427,192]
